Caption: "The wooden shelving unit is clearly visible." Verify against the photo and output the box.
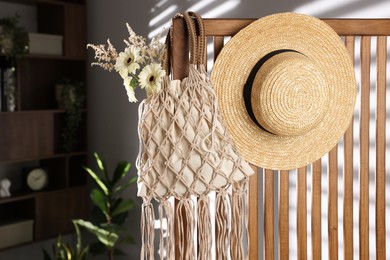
[0,0,88,250]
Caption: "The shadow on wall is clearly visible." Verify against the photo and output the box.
[148,0,390,41]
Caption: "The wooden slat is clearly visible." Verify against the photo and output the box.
[323,19,390,36]
[311,159,322,259]
[328,145,339,259]
[375,36,387,260]
[359,35,371,260]
[343,35,355,260]
[249,166,259,260]
[203,19,390,37]
[264,169,275,260]
[297,167,307,260]
[213,36,224,60]
[279,170,289,260]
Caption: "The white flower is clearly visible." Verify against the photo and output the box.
[138,63,165,96]
[115,46,141,78]
[123,77,138,103]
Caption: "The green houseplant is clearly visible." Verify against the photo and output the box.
[56,78,85,152]
[78,152,137,259]
[0,13,28,59]
[43,221,89,260]
[44,152,137,260]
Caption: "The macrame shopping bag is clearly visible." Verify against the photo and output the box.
[136,12,254,260]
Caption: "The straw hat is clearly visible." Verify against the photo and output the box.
[210,12,356,170]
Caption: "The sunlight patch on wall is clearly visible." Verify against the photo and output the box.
[294,0,390,18]
[149,5,177,27]
[342,1,390,18]
[148,0,242,39]
[186,0,213,13]
[201,0,240,18]
[294,0,359,17]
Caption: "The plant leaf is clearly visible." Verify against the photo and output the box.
[89,242,106,256]
[94,152,110,183]
[72,220,89,259]
[111,199,135,217]
[42,249,52,260]
[112,161,130,185]
[83,166,109,195]
[120,233,136,244]
[73,219,118,248]
[113,176,137,195]
[93,152,105,171]
[90,189,108,218]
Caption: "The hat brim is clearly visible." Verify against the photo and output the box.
[210,12,356,170]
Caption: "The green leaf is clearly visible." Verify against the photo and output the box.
[130,78,138,88]
[42,249,52,260]
[113,176,137,195]
[73,219,119,248]
[93,152,105,171]
[94,152,110,183]
[120,234,136,245]
[89,242,106,256]
[72,220,89,259]
[55,241,72,260]
[90,189,109,218]
[83,166,109,195]
[111,199,135,217]
[112,161,130,186]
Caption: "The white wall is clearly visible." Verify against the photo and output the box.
[2,0,389,259]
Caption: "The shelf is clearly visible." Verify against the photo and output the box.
[0,186,87,205]
[0,191,35,204]
[0,109,86,114]
[0,0,87,250]
[0,151,87,164]
[0,53,84,61]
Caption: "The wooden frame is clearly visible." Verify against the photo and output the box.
[171,17,389,259]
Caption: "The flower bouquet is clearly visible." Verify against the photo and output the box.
[87,24,166,102]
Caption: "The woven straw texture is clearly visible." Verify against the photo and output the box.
[211,12,356,170]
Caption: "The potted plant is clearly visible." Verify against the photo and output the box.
[0,14,28,111]
[55,78,85,152]
[0,13,28,59]
[44,152,137,260]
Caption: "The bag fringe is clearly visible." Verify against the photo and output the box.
[176,197,195,260]
[141,199,155,260]
[231,181,249,260]
[215,190,231,260]
[197,195,212,260]
[159,200,175,260]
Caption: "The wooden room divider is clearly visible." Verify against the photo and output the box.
[170,16,389,259]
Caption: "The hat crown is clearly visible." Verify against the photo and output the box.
[251,52,330,136]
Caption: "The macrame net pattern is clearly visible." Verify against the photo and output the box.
[136,12,254,260]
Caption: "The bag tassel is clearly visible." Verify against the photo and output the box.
[176,197,195,260]
[141,199,155,260]
[230,180,249,260]
[159,199,175,259]
[215,190,231,260]
[197,195,212,260]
